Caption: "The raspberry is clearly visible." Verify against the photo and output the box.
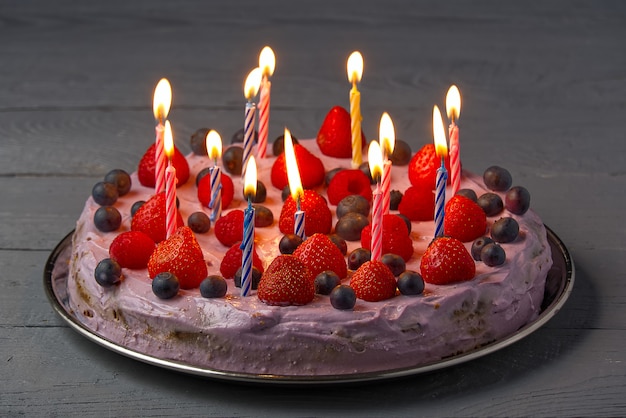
[326,169,372,205]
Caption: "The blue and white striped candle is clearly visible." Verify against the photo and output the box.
[208,166,222,222]
[294,202,306,241]
[432,105,449,238]
[240,156,257,297]
[242,68,262,179]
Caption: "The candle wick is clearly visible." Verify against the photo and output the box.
[296,198,301,212]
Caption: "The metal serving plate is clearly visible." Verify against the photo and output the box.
[44,226,574,385]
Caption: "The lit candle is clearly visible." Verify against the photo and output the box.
[379,112,395,215]
[368,141,384,261]
[153,78,172,194]
[163,121,177,239]
[205,130,223,222]
[242,67,262,179]
[347,51,363,168]
[446,85,462,194]
[240,156,257,297]
[257,46,275,158]
[433,106,449,238]
[284,128,305,240]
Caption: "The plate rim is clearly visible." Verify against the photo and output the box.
[43,225,575,385]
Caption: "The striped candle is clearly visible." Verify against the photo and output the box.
[294,205,306,241]
[347,51,364,168]
[165,164,177,238]
[434,161,448,238]
[257,77,270,158]
[381,160,392,215]
[154,124,166,193]
[152,78,171,194]
[446,85,462,195]
[240,202,255,297]
[371,184,383,261]
[208,166,222,222]
[242,101,255,179]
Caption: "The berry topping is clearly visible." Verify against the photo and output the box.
[222,146,244,176]
[314,270,341,295]
[271,143,325,191]
[381,253,406,277]
[471,236,495,261]
[398,185,435,221]
[279,234,303,254]
[93,206,122,232]
[390,139,412,166]
[279,190,333,236]
[147,226,208,290]
[336,212,369,241]
[477,192,504,216]
[219,242,264,280]
[187,211,211,234]
[316,106,366,158]
[109,230,156,269]
[190,128,211,155]
[137,143,190,188]
[336,194,370,219]
[196,167,211,186]
[481,243,507,267]
[130,200,145,217]
[214,209,244,247]
[348,247,371,270]
[94,258,122,287]
[505,186,531,215]
[360,214,414,262]
[104,169,132,196]
[358,162,375,185]
[327,233,348,255]
[197,172,235,211]
[200,275,228,298]
[408,143,451,190]
[444,195,488,242]
[92,181,118,206]
[231,127,257,144]
[293,233,348,279]
[152,272,180,299]
[397,270,425,296]
[325,167,344,187]
[330,285,357,310]
[456,188,478,202]
[327,169,373,205]
[350,260,397,302]
[490,217,520,243]
[131,192,184,243]
[483,165,512,192]
[257,255,315,306]
[254,205,274,227]
[234,266,263,290]
[250,180,267,203]
[272,133,299,156]
[420,237,476,285]
[389,190,403,211]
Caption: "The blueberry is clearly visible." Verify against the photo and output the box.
[222,146,244,175]
[234,267,262,290]
[325,167,344,187]
[200,275,228,298]
[335,212,369,241]
[188,211,211,233]
[93,206,122,232]
[330,285,356,310]
[471,236,495,261]
[505,186,531,215]
[348,248,371,270]
[389,190,403,211]
[477,192,504,216]
[94,258,122,287]
[314,270,341,295]
[359,162,375,185]
[254,205,274,227]
[152,272,180,299]
[390,139,412,166]
[396,214,412,234]
[491,217,520,243]
[328,234,348,255]
[281,186,291,202]
[104,169,132,196]
[272,133,298,156]
[397,270,425,296]
[131,200,145,217]
[483,166,512,192]
[231,127,258,145]
[381,253,406,277]
[196,167,212,187]
[92,181,119,206]
[481,243,506,267]
[337,195,370,219]
[456,188,478,202]
[279,234,303,254]
[248,180,266,203]
[190,128,211,155]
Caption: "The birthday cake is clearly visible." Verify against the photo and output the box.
[66,108,552,377]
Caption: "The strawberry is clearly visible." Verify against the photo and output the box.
[270,143,326,191]
[398,185,435,221]
[316,106,366,158]
[408,143,451,190]
[293,233,348,279]
[147,226,208,289]
[131,192,184,243]
[214,209,244,247]
[419,236,476,285]
[360,214,414,261]
[257,255,315,306]
[350,260,397,302]
[219,242,264,280]
[137,143,190,188]
[109,230,156,269]
[279,189,332,236]
[327,169,372,205]
[197,172,235,210]
[444,195,487,242]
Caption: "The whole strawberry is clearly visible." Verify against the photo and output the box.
[360,214,414,262]
[408,143,451,190]
[197,172,235,210]
[279,190,332,236]
[257,255,315,306]
[270,144,326,191]
[137,143,190,188]
[350,260,397,302]
[398,185,435,221]
[293,233,348,279]
[219,242,264,280]
[131,192,184,243]
[444,195,487,242]
[316,106,366,158]
[420,236,476,285]
[147,226,208,289]
[109,230,156,269]
[214,209,244,247]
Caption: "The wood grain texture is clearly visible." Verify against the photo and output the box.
[1,0,625,416]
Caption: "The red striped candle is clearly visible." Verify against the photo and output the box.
[368,141,384,261]
[446,85,462,195]
[257,46,275,158]
[163,121,177,239]
[152,78,171,194]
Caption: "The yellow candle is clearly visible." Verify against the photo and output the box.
[347,51,364,168]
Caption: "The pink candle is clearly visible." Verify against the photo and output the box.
[152,78,172,194]
[446,85,462,194]
[163,121,177,239]
[368,141,384,261]
[381,161,391,216]
[257,46,275,158]
[379,112,395,215]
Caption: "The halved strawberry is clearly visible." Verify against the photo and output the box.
[278,190,332,237]
[350,260,397,302]
[131,192,184,243]
[257,255,315,306]
[420,237,476,285]
[327,169,372,205]
[197,172,235,210]
[360,214,414,262]
[408,143,451,190]
[444,195,487,242]
[137,143,190,188]
[270,144,325,191]
[219,242,264,280]
[316,106,366,158]
[214,209,244,247]
[109,230,156,269]
[293,233,348,279]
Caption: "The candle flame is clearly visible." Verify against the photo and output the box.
[244,67,262,100]
[153,78,172,121]
[368,140,383,182]
[379,112,395,156]
[346,51,363,84]
[446,85,461,121]
[284,128,303,201]
[205,130,222,160]
[243,156,257,199]
[259,46,276,77]
[164,120,174,159]
[433,105,448,158]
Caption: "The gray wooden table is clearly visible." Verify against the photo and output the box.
[2,1,625,416]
